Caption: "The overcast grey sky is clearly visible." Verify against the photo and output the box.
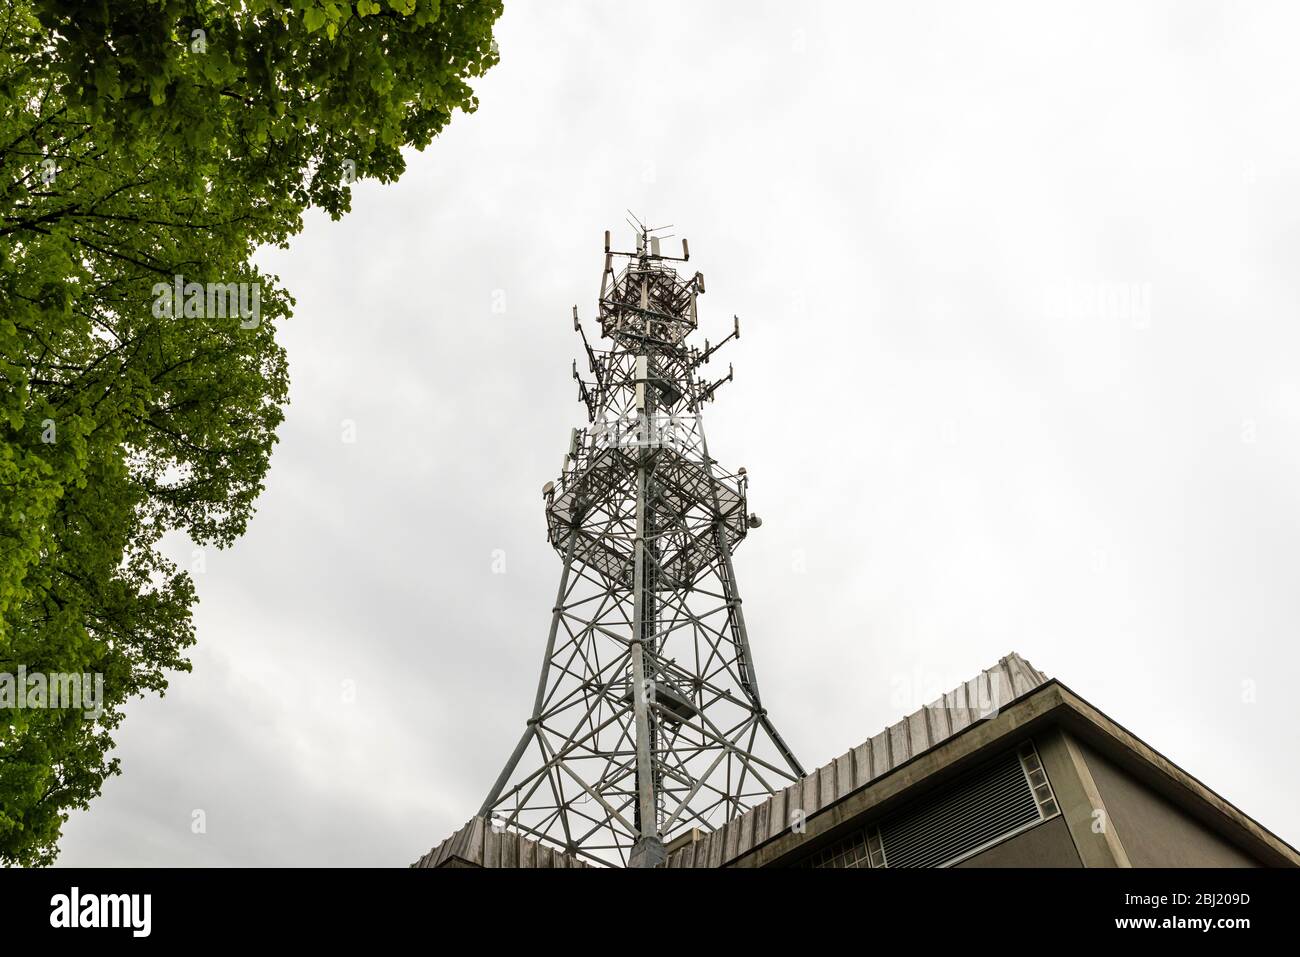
[57,0,1300,865]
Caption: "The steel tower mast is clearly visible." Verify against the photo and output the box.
[479,221,804,867]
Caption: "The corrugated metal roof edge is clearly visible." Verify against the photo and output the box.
[411,815,592,869]
[664,651,1049,869]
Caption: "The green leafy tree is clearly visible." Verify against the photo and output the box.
[0,0,501,865]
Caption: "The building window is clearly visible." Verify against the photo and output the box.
[796,739,1060,868]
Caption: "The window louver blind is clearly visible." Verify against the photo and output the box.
[797,741,1057,868]
[878,749,1040,867]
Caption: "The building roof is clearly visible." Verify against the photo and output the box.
[411,815,591,868]
[674,652,1300,869]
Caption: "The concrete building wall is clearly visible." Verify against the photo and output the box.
[956,816,1082,868]
[1075,739,1259,868]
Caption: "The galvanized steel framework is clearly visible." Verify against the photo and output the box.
[479,223,804,866]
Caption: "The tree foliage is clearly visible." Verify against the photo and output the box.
[0,0,500,864]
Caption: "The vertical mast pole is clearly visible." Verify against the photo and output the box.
[628,242,664,866]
